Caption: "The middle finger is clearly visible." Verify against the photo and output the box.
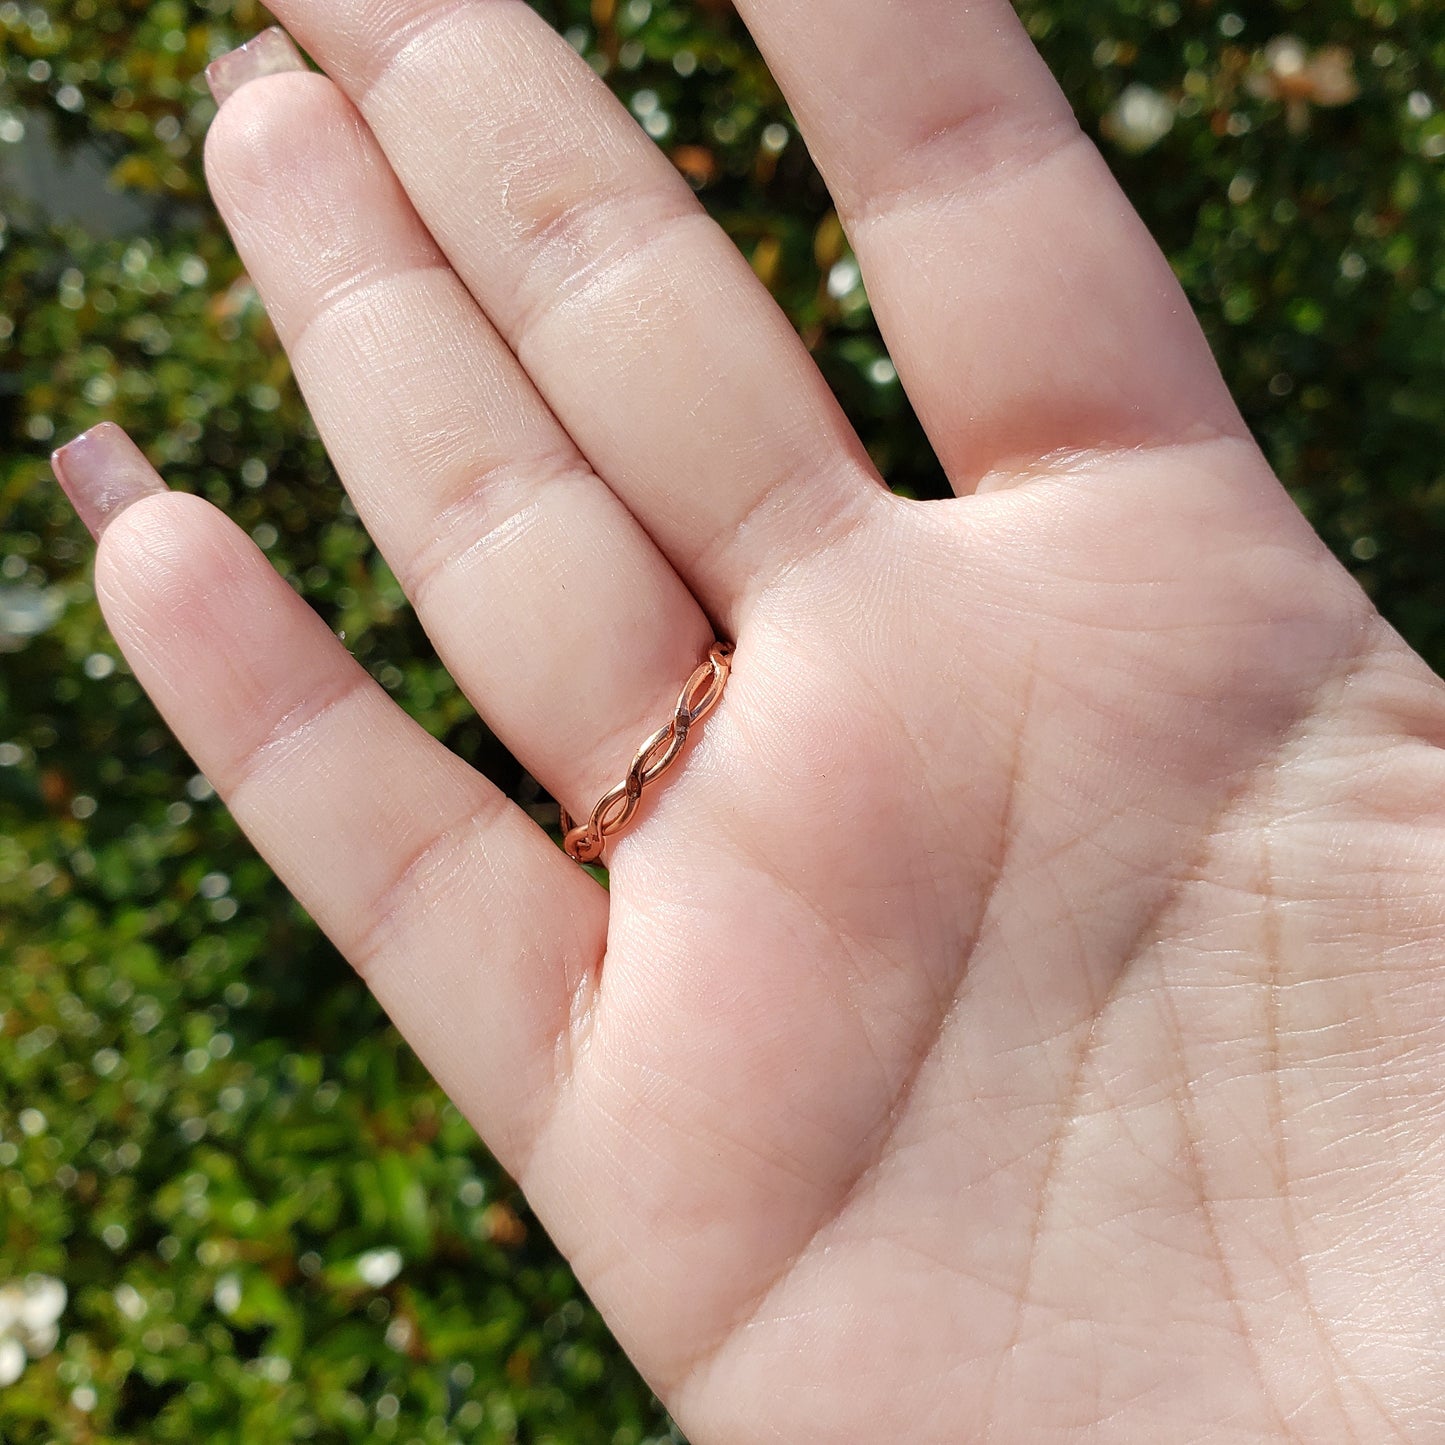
[264,0,889,632]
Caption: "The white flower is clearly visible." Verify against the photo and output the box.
[1102,83,1177,154]
[0,1338,23,1388]
[0,1275,66,1385]
[212,1273,242,1316]
[0,585,64,650]
[356,1248,403,1289]
[114,1284,147,1322]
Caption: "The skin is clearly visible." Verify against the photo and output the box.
[73,1,1445,1439]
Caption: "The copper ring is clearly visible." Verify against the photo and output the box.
[560,642,733,864]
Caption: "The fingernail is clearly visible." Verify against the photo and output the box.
[51,423,167,541]
[206,27,307,107]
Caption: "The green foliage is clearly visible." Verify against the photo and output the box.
[0,0,1442,1439]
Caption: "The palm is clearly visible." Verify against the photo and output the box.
[576,440,1445,1441]
[73,1,1445,1440]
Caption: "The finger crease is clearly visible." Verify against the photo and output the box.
[396,452,593,607]
[346,788,512,983]
[845,109,1087,236]
[508,201,713,363]
[349,0,502,111]
[701,454,882,621]
[222,666,374,801]
[284,258,455,360]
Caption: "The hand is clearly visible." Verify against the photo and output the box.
[53,3,1445,1440]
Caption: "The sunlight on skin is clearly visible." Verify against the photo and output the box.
[54,2,1445,1440]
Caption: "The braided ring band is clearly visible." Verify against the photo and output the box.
[560,642,734,864]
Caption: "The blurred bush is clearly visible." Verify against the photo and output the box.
[0,0,1441,1439]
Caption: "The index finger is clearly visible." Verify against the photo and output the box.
[733,0,1248,491]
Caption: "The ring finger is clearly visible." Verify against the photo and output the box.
[204,42,714,830]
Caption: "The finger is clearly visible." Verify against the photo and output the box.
[730,0,1247,492]
[55,425,603,1166]
[203,47,714,826]
[259,1,888,629]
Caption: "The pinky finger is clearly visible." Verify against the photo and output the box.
[53,425,605,1170]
